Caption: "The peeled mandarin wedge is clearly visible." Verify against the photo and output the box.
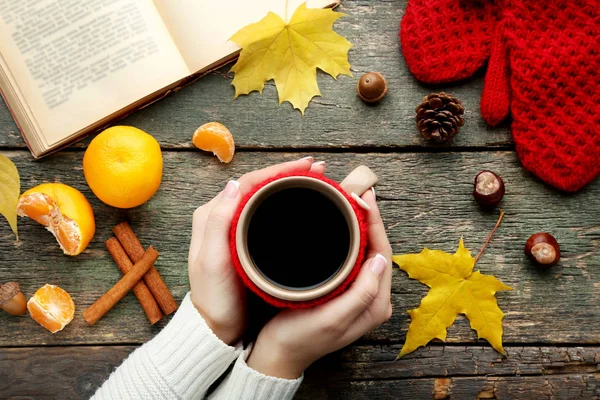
[17,183,95,256]
[27,284,75,333]
[192,122,235,163]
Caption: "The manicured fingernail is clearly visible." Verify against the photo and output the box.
[299,156,314,162]
[224,180,240,199]
[352,192,371,210]
[370,254,387,276]
[371,187,376,198]
[313,161,326,167]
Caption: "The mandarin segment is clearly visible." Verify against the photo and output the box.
[27,284,75,333]
[192,122,235,163]
[16,192,53,226]
[17,183,95,256]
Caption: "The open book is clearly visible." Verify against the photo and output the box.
[0,0,338,158]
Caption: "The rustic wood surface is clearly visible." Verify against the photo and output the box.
[2,346,599,399]
[0,0,598,398]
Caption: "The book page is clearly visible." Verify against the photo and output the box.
[154,0,338,73]
[0,0,190,147]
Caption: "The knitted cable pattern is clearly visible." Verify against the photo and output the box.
[230,172,368,309]
[400,0,498,84]
[480,19,510,127]
[485,0,600,192]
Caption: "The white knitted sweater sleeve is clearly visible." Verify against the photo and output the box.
[208,345,303,400]
[92,293,241,400]
[92,292,303,400]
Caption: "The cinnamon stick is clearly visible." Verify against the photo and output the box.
[105,238,163,325]
[84,246,159,326]
[113,222,177,315]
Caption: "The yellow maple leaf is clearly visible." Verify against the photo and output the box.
[0,153,19,238]
[393,239,512,358]
[229,3,352,114]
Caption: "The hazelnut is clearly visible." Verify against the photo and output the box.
[525,233,560,266]
[0,282,27,315]
[473,170,505,210]
[357,72,388,103]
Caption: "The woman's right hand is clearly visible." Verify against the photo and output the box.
[246,189,393,378]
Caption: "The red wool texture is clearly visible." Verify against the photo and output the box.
[229,172,368,309]
[483,0,600,192]
[400,0,600,192]
[400,0,498,84]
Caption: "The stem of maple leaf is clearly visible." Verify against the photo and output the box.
[285,0,289,22]
[474,209,505,265]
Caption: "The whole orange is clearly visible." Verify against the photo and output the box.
[83,126,163,208]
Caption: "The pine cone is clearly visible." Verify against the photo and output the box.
[415,93,465,143]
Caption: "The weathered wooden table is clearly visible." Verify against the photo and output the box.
[1,1,599,398]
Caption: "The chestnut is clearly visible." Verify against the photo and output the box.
[473,170,505,210]
[0,282,27,316]
[525,233,560,266]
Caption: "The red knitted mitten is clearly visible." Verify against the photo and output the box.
[481,0,600,192]
[400,0,498,84]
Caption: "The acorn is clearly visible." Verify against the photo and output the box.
[473,170,505,210]
[525,233,560,266]
[0,282,27,315]
[357,72,388,103]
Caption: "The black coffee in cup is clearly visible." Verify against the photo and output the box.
[247,187,351,290]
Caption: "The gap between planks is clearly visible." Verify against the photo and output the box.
[2,342,599,349]
[0,144,515,154]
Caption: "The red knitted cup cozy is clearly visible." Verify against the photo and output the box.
[481,0,600,192]
[400,0,498,84]
[229,172,368,309]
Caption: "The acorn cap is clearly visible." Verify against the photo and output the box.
[357,72,388,103]
[0,282,20,304]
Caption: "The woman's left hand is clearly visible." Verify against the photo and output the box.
[188,157,326,345]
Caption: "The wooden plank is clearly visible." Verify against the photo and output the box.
[0,346,134,399]
[0,0,511,150]
[297,374,600,399]
[308,345,600,381]
[0,150,598,346]
[1,346,598,399]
